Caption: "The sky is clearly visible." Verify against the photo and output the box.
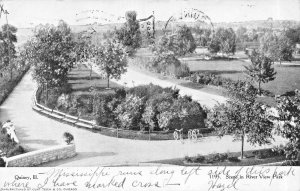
[0,0,299,28]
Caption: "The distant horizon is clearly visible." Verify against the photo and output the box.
[1,0,299,28]
[15,19,300,30]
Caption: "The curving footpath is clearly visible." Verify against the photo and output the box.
[0,71,287,167]
[112,67,227,108]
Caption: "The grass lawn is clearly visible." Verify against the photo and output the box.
[68,64,121,96]
[136,47,300,96]
[187,59,300,96]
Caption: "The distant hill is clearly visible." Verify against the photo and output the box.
[213,20,300,30]
[15,19,300,47]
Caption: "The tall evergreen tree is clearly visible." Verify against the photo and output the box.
[115,11,141,55]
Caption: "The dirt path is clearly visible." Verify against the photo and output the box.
[90,63,227,108]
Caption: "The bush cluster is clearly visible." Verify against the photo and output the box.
[252,148,281,159]
[0,126,25,158]
[184,152,237,164]
[94,84,206,132]
[190,72,273,96]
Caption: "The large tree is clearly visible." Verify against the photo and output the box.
[115,11,141,55]
[260,32,294,64]
[193,27,212,47]
[150,25,195,75]
[0,24,17,80]
[174,25,196,56]
[95,40,127,88]
[73,32,97,80]
[285,27,300,46]
[236,26,248,43]
[244,50,276,95]
[28,20,75,100]
[208,81,274,159]
[208,27,236,55]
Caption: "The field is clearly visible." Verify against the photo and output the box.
[187,58,300,95]
[135,47,300,96]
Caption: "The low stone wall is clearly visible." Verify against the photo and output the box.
[5,144,76,167]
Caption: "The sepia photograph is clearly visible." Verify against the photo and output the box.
[0,0,299,190]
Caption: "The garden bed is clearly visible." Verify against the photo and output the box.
[37,64,214,140]
[149,148,293,166]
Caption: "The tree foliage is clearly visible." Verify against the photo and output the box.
[244,50,276,95]
[0,24,17,70]
[236,27,248,43]
[208,81,274,158]
[114,94,145,130]
[260,32,294,63]
[285,27,300,45]
[150,25,195,77]
[95,40,127,88]
[152,25,196,56]
[208,27,236,55]
[275,90,300,160]
[193,27,212,47]
[115,10,141,55]
[28,20,75,89]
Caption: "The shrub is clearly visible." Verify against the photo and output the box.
[127,84,179,100]
[6,145,25,157]
[253,149,279,159]
[172,98,206,131]
[45,89,61,109]
[142,93,174,131]
[93,93,116,127]
[228,156,240,162]
[58,82,72,94]
[206,153,228,163]
[68,107,78,116]
[0,158,5,167]
[0,129,25,158]
[184,155,205,163]
[57,94,71,109]
[166,63,190,79]
[63,132,74,145]
[114,88,126,100]
[71,94,84,109]
[194,155,206,163]
[281,160,299,166]
[114,94,145,130]
[184,156,192,163]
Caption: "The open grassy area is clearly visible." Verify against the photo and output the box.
[187,59,300,96]
[135,47,300,96]
[68,64,121,96]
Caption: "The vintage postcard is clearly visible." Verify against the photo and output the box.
[0,0,299,190]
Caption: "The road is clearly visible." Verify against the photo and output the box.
[110,67,227,108]
[0,71,286,166]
